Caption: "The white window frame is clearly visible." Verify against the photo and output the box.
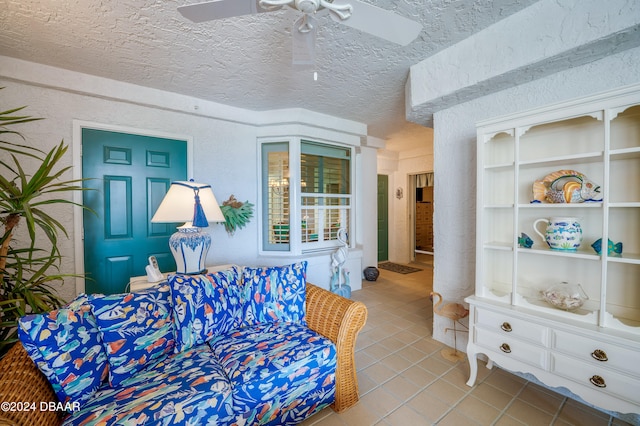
[258,136,354,256]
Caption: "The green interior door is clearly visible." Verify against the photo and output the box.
[82,128,187,294]
[377,174,389,262]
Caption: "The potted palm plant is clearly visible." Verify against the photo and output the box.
[0,89,90,356]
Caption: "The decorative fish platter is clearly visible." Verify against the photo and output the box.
[532,169,602,203]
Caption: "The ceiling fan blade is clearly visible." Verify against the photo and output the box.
[178,0,274,23]
[329,0,422,46]
[292,15,317,67]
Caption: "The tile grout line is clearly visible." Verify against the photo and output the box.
[549,397,569,425]
[487,379,529,426]
[381,358,475,423]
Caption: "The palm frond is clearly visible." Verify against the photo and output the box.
[0,88,91,356]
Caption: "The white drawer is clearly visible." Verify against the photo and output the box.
[552,329,640,377]
[475,328,547,369]
[475,308,547,345]
[551,353,640,405]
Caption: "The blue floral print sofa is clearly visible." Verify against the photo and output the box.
[0,262,368,426]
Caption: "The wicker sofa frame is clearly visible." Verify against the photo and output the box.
[0,283,367,426]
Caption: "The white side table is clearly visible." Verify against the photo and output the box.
[128,264,237,292]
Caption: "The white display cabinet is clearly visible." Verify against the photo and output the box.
[466,84,640,416]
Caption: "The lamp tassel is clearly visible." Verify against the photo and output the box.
[191,189,209,227]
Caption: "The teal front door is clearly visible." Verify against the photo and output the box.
[377,174,389,262]
[82,128,188,294]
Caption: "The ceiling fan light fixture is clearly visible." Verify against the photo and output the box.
[292,14,317,66]
[296,14,316,33]
[179,0,422,51]
[259,0,295,10]
[295,0,320,14]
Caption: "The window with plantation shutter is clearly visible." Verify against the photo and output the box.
[300,141,351,249]
[262,142,290,251]
[260,138,353,254]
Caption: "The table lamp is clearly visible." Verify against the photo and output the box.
[151,180,225,274]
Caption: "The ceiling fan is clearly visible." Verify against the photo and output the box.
[178,0,422,65]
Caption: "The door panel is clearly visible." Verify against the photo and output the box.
[148,178,173,237]
[104,176,132,239]
[82,128,187,294]
[377,174,389,262]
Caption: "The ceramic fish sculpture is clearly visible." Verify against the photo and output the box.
[532,170,602,203]
[518,233,533,248]
[591,238,623,256]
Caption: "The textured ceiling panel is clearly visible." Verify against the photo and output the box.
[0,0,539,141]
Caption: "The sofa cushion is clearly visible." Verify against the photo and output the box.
[89,284,175,387]
[168,266,244,353]
[241,261,307,327]
[209,322,336,425]
[17,294,108,407]
[62,344,235,426]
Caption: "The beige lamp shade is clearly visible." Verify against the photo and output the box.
[150,181,225,274]
[151,181,225,225]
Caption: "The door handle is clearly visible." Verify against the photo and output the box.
[500,343,511,353]
[501,322,512,332]
[590,375,606,388]
[591,349,608,362]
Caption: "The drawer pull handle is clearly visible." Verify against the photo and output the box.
[591,349,608,362]
[590,375,606,388]
[501,322,512,332]
[500,343,511,353]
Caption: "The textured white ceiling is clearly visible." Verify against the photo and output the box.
[0,0,538,143]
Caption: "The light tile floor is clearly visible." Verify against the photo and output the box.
[301,256,634,426]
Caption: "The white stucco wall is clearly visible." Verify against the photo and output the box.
[356,145,379,270]
[0,59,373,302]
[431,45,640,348]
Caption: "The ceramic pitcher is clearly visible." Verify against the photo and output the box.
[533,217,583,251]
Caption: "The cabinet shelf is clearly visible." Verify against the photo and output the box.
[610,147,640,160]
[607,252,640,265]
[518,203,603,209]
[517,247,600,260]
[515,294,600,325]
[604,311,640,330]
[480,287,511,303]
[483,204,514,209]
[484,242,513,251]
[518,151,604,168]
[484,162,514,171]
[609,202,640,208]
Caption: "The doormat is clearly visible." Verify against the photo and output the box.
[378,262,423,274]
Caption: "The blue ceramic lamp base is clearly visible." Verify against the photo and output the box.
[169,224,211,274]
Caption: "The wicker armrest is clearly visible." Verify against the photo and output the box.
[305,283,368,413]
[0,343,63,426]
